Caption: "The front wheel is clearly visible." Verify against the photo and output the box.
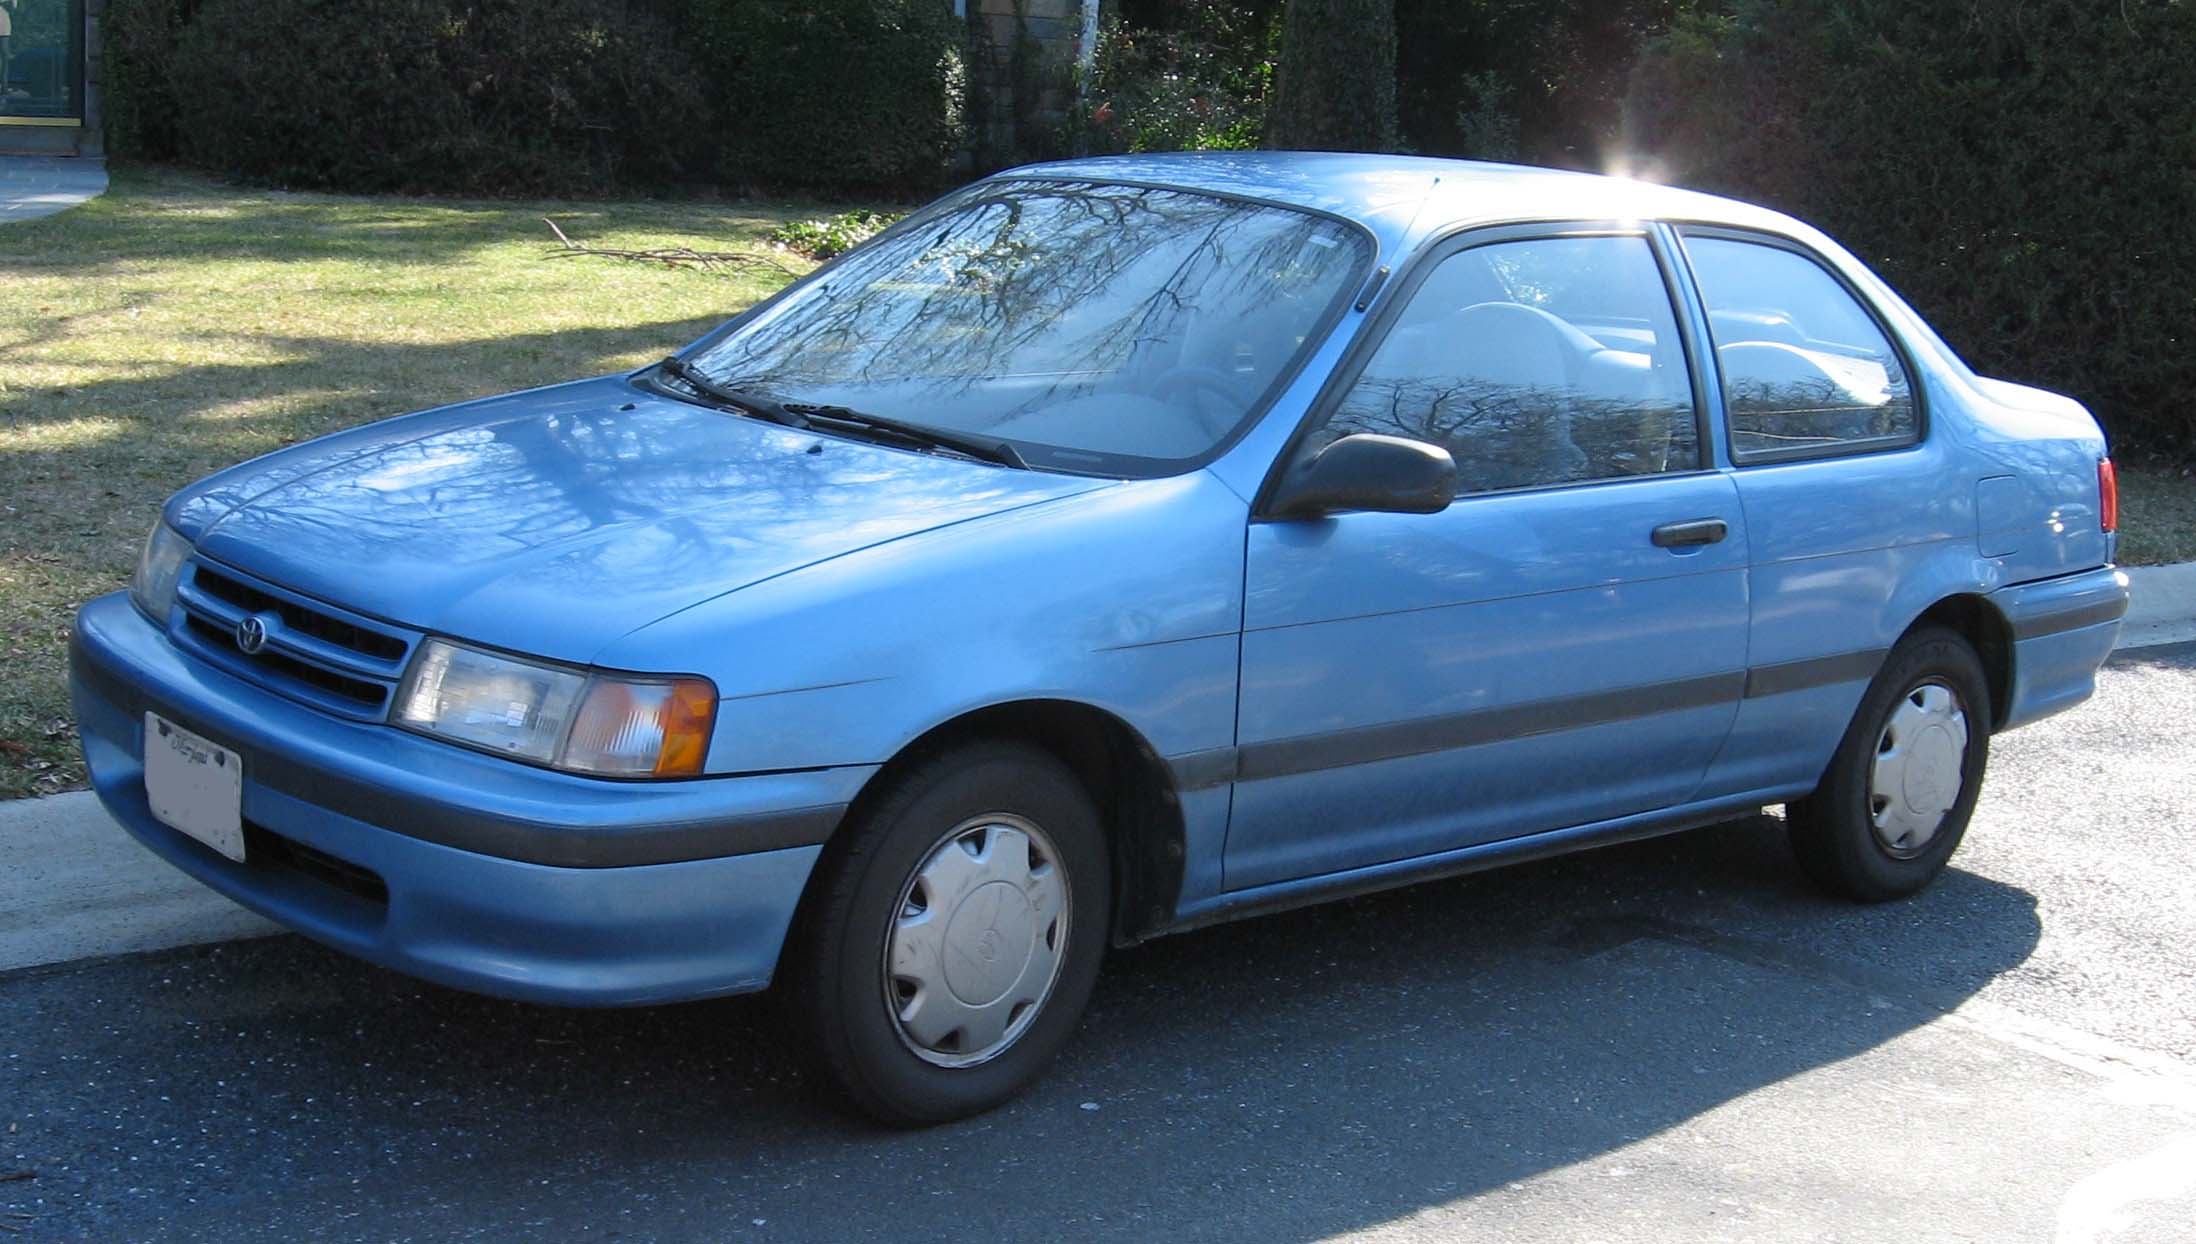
[782,741,1109,1126]
[1786,627,1992,902]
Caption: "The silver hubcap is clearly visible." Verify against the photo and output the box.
[1868,681,1969,858]
[884,814,1068,1068]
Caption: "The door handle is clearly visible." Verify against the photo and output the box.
[1652,517,1729,548]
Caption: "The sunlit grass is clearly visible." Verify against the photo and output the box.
[0,415,129,452]
[0,166,840,796]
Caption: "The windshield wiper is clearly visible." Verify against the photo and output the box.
[652,357,811,430]
[650,358,1024,469]
[784,402,1028,470]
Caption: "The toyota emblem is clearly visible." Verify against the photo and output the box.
[235,614,271,655]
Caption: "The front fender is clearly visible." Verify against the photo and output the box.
[593,471,1251,776]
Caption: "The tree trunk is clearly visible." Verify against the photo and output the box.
[1265,0,1399,151]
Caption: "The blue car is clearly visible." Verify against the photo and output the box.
[72,153,2128,1123]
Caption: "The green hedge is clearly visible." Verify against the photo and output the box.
[1625,0,2196,464]
[101,0,966,196]
[1265,0,1398,151]
[100,0,196,161]
[678,0,964,193]
[1393,0,1677,165]
[158,0,704,194]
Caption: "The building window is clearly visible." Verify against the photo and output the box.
[0,0,84,124]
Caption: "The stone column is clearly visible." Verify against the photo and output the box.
[79,0,103,157]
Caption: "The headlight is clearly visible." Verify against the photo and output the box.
[395,639,716,777]
[130,522,191,622]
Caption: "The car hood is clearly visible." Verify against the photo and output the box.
[174,377,1112,662]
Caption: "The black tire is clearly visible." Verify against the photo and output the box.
[1787,626,1992,902]
[781,740,1109,1126]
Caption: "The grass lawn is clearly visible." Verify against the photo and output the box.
[0,166,838,797]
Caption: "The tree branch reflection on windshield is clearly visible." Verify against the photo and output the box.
[687,180,1367,471]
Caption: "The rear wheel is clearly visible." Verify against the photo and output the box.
[782,741,1109,1126]
[1786,627,1991,901]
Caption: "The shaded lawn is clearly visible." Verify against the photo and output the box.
[0,167,836,796]
[2117,465,2196,568]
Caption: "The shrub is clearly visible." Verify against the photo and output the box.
[1394,0,1693,165]
[151,0,703,194]
[768,209,905,260]
[1626,0,2196,464]
[100,0,197,160]
[680,0,965,193]
[1265,0,1398,151]
[1063,2,1273,156]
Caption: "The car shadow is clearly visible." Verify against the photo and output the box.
[2,814,2043,1241]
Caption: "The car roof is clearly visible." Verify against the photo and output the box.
[995,151,1809,252]
[985,151,1980,396]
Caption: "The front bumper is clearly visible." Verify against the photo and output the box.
[1990,565,2130,732]
[70,591,873,1007]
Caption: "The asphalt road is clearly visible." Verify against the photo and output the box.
[3,645,2194,1243]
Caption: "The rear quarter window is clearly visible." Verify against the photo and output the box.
[1684,235,1919,462]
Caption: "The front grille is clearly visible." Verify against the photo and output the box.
[172,559,419,720]
[192,566,408,661]
[183,614,388,708]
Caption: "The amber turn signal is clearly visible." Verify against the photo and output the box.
[563,675,718,778]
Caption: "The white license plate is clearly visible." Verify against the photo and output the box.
[143,712,246,862]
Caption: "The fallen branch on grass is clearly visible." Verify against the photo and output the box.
[541,219,799,278]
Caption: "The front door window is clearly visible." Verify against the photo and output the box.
[1313,234,1702,492]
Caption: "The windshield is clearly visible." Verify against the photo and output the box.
[683,179,1371,475]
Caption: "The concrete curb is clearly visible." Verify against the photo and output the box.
[0,154,109,224]
[4,559,2194,975]
[2121,562,2196,649]
[0,789,276,973]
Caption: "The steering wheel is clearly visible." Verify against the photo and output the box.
[1148,365,1249,440]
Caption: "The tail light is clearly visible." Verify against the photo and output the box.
[2098,457,2118,533]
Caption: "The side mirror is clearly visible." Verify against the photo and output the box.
[1265,433,1458,520]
